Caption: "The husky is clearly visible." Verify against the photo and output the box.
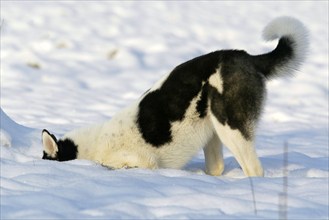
[42,17,308,177]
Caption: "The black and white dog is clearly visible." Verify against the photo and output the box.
[42,17,308,177]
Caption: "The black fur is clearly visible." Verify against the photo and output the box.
[56,139,78,161]
[252,37,294,78]
[210,50,265,140]
[137,52,222,147]
[209,85,226,124]
[196,82,210,118]
[137,90,173,146]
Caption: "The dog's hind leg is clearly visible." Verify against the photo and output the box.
[210,115,264,177]
[203,134,224,176]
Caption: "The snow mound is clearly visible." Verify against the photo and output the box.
[1,108,41,159]
[1,108,30,147]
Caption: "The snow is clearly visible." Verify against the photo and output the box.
[1,1,328,219]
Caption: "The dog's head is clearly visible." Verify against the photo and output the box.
[42,129,78,161]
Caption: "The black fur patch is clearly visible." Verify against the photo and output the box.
[137,90,172,146]
[56,138,78,161]
[209,85,227,124]
[196,82,210,118]
[210,50,265,140]
[137,51,222,147]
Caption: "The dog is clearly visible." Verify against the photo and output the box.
[42,17,308,177]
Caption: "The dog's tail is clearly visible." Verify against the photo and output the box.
[252,17,309,79]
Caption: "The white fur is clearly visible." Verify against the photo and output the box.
[208,68,223,93]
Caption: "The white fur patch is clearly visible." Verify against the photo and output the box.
[208,68,223,93]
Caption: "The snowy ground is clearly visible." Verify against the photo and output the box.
[1,1,328,219]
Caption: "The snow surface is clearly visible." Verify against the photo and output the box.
[1,1,328,219]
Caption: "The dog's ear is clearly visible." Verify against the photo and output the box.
[42,129,58,159]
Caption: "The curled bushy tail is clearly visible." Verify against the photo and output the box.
[252,16,309,79]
